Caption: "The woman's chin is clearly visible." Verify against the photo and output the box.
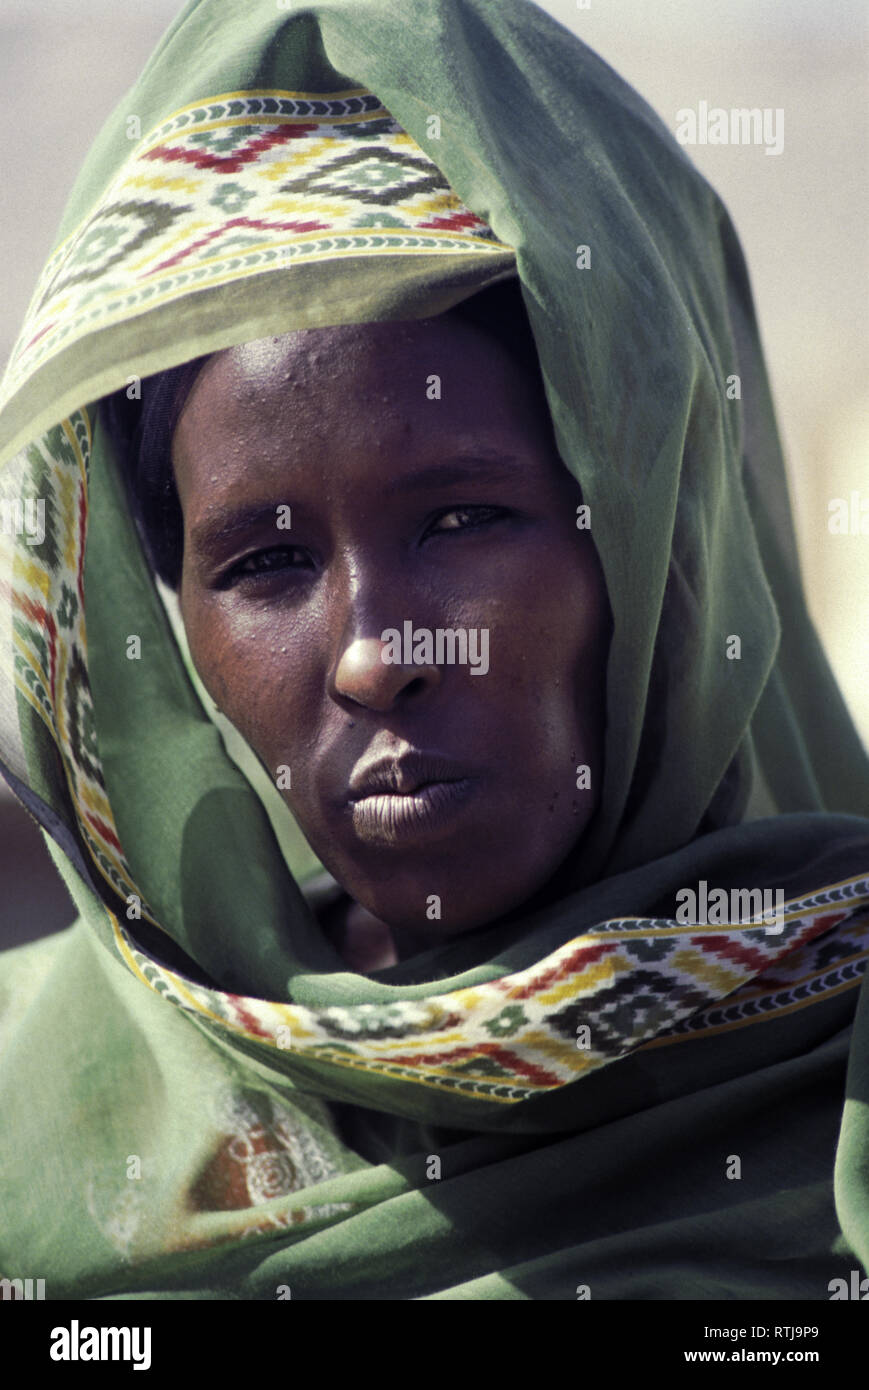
[345,880,523,942]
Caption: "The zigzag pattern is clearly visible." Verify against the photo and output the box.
[6,412,154,915]
[110,883,869,1103]
[1,89,507,410]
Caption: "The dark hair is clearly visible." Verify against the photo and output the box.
[100,275,544,591]
[100,355,209,590]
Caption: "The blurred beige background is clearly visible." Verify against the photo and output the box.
[0,0,866,945]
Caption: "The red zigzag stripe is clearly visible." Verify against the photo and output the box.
[143,123,317,174]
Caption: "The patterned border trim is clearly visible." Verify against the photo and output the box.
[645,904,869,1047]
[5,408,155,917]
[1,88,508,410]
[110,876,869,1104]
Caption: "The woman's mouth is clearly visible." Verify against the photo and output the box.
[348,777,475,845]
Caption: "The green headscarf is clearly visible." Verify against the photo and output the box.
[0,0,867,1300]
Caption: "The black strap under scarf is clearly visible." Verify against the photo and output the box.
[100,356,210,590]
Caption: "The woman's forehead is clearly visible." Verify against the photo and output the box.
[171,319,567,513]
[179,315,543,439]
[220,313,516,380]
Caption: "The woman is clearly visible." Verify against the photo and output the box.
[102,283,612,975]
[0,0,867,1300]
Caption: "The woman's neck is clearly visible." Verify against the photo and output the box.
[320,895,456,973]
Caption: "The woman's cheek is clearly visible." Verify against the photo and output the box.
[184,607,267,739]
[219,639,321,776]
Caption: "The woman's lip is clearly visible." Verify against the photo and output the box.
[347,778,474,846]
[347,751,471,801]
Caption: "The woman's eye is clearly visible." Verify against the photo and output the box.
[224,547,311,585]
[220,511,508,584]
[426,505,507,536]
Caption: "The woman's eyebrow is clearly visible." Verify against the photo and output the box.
[391,454,526,494]
[190,503,289,554]
[191,455,528,551]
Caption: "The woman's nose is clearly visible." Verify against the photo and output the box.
[331,635,442,712]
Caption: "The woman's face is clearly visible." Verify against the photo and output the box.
[175,311,610,939]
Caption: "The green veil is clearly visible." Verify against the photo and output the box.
[0,0,867,1299]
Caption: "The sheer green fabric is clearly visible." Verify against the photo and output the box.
[0,0,867,1300]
